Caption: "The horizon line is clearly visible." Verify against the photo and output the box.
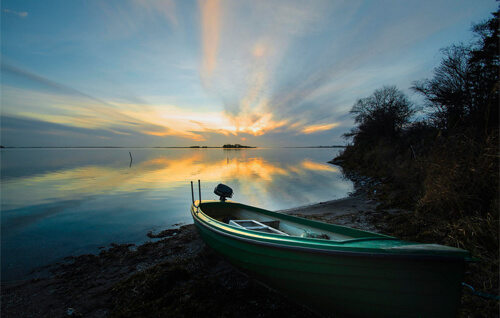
[0,145,345,149]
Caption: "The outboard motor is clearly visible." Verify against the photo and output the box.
[214,184,233,202]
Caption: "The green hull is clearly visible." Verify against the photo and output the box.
[191,201,470,317]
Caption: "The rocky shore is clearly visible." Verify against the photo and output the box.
[0,196,406,317]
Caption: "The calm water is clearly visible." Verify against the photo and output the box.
[0,148,352,281]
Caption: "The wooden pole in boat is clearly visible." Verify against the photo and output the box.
[198,180,201,204]
[191,181,195,204]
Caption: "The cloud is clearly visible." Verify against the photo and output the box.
[194,0,484,142]
[301,122,341,135]
[0,115,126,145]
[94,0,178,40]
[132,0,178,26]
[4,0,486,148]
[1,64,177,138]
[0,113,198,147]
[2,65,167,137]
[200,0,222,85]
[2,62,240,144]
[3,9,28,18]
[1,62,112,107]
[197,0,350,137]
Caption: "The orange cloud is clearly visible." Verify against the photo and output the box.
[301,122,340,134]
[5,83,341,143]
[200,0,221,81]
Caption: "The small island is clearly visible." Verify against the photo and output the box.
[188,144,256,148]
[222,144,256,149]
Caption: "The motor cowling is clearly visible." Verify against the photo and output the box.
[214,184,233,202]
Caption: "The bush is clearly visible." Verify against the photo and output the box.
[417,131,498,218]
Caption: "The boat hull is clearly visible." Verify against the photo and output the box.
[191,202,467,317]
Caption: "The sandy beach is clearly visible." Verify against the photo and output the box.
[1,195,398,317]
[277,194,388,233]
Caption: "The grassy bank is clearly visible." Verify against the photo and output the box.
[334,125,499,317]
[333,122,499,318]
[332,8,499,317]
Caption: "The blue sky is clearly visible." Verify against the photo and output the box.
[1,0,497,147]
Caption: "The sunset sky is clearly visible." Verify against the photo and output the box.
[1,0,497,147]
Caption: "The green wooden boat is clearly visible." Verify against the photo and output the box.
[191,182,471,317]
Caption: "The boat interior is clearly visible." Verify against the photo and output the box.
[199,202,367,241]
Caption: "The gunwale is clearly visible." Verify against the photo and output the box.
[192,200,472,261]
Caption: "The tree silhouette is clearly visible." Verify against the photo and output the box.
[412,8,499,133]
[346,85,416,144]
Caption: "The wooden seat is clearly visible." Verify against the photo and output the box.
[229,219,289,236]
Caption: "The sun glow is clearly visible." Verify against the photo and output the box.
[228,112,288,136]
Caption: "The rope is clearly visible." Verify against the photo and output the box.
[462,283,499,300]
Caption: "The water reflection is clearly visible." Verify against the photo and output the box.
[2,150,343,210]
[1,148,351,281]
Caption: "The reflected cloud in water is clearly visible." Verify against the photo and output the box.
[2,149,345,210]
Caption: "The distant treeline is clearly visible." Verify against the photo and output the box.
[333,9,498,314]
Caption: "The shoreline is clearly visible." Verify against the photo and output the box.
[1,195,404,317]
[278,194,378,217]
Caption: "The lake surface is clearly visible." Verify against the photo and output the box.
[0,148,352,281]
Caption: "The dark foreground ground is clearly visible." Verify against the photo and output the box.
[1,196,497,317]
[2,224,319,318]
